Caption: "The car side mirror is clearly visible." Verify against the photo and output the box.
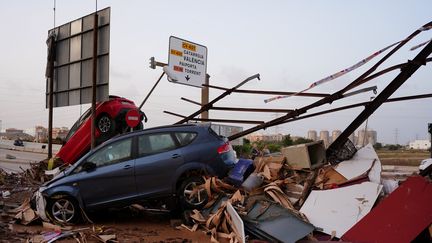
[82,161,96,172]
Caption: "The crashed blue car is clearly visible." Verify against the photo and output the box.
[36,123,237,224]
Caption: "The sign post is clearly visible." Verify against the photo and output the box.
[166,36,207,88]
[429,123,432,158]
[91,12,99,149]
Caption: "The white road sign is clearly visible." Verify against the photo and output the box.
[167,36,207,88]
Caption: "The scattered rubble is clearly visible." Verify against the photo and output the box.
[178,143,431,242]
[1,142,431,242]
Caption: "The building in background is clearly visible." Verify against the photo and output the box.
[52,127,70,140]
[319,130,330,147]
[409,140,431,150]
[5,128,23,134]
[357,129,377,146]
[1,128,33,141]
[331,130,341,143]
[307,130,318,141]
[349,133,356,144]
[246,133,284,143]
[35,126,48,143]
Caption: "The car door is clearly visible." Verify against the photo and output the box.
[76,137,136,208]
[134,132,184,196]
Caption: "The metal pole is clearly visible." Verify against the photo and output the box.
[201,74,210,120]
[362,96,375,146]
[48,0,56,159]
[138,72,165,110]
[91,12,98,149]
[48,70,54,159]
[429,123,432,158]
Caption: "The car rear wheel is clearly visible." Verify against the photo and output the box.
[47,195,80,224]
[178,176,208,209]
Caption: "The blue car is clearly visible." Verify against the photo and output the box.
[38,123,237,224]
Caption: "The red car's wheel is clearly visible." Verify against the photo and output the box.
[97,115,115,134]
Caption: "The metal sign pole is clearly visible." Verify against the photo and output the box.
[429,123,432,158]
[91,13,98,149]
[48,71,54,159]
[201,74,210,120]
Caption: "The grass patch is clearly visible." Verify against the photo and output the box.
[377,149,430,166]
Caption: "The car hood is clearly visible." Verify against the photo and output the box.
[41,166,74,188]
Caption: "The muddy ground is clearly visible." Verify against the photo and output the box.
[1,188,211,242]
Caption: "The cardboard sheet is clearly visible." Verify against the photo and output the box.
[300,181,382,238]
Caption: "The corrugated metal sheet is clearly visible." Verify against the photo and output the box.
[342,176,432,242]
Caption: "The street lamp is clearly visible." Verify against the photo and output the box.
[363,96,375,146]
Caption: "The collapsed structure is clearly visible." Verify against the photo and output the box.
[1,20,432,243]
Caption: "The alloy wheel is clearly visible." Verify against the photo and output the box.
[98,116,111,133]
[183,181,206,206]
[51,199,75,223]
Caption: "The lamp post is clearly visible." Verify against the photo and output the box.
[362,96,375,146]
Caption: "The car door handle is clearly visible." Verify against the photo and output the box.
[172,154,181,159]
[123,165,133,170]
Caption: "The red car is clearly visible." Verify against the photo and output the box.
[56,96,145,164]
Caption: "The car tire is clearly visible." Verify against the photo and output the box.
[47,195,80,224]
[97,114,116,135]
[178,176,208,210]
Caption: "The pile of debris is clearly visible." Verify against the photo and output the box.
[182,142,432,242]
[0,160,52,188]
[0,160,61,242]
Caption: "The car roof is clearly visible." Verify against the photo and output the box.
[108,123,211,142]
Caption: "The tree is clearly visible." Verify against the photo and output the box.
[293,137,314,145]
[282,135,293,146]
[373,142,383,150]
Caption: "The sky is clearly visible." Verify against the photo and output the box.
[0,0,431,144]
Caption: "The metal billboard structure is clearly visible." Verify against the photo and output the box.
[45,7,110,159]
[46,7,110,107]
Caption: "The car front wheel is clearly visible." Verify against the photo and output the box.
[178,176,208,209]
[47,195,80,224]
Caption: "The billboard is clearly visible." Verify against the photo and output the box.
[46,7,110,108]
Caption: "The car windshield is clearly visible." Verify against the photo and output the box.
[64,107,92,142]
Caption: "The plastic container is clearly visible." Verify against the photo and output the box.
[227,158,254,186]
[242,172,264,192]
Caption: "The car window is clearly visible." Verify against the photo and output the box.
[86,138,132,168]
[138,133,177,156]
[174,132,197,146]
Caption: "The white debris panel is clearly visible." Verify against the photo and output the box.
[300,181,383,238]
[334,144,382,183]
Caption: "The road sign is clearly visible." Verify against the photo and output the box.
[167,36,207,88]
[125,109,141,128]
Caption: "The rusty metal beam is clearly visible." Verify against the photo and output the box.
[211,106,294,113]
[328,40,432,155]
[165,111,264,124]
[228,21,432,141]
[174,74,260,124]
[181,97,201,106]
[181,97,293,113]
[283,93,432,125]
[205,84,330,97]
